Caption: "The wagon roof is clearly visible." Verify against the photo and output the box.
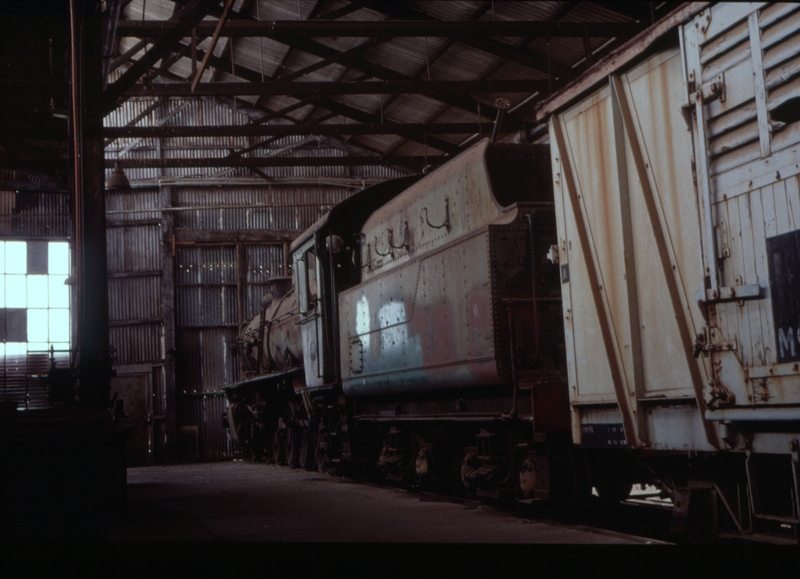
[535,2,708,121]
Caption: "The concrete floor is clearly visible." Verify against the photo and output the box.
[108,461,659,543]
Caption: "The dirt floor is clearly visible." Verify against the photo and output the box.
[107,460,662,543]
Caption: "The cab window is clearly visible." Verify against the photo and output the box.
[298,250,318,314]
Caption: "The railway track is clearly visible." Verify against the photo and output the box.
[278,457,799,544]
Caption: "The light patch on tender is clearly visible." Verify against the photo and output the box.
[356,294,371,351]
[379,301,408,354]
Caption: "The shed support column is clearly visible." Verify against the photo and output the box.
[75,0,112,410]
[161,185,177,462]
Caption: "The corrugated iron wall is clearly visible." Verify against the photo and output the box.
[104,92,405,462]
[0,191,71,238]
[107,183,357,462]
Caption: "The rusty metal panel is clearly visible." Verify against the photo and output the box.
[170,184,346,231]
[0,192,71,238]
[176,246,236,284]
[359,140,500,282]
[175,328,239,393]
[106,188,160,223]
[243,244,284,320]
[108,276,161,321]
[176,285,237,328]
[339,143,553,397]
[109,323,162,365]
[681,3,800,425]
[176,392,243,461]
[106,224,162,273]
[340,229,499,397]
[543,3,799,452]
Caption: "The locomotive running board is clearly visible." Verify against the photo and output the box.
[223,367,304,393]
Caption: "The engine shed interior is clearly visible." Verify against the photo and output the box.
[1,0,798,547]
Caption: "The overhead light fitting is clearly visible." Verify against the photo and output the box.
[106,161,131,191]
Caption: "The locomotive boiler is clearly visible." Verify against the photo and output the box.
[224,140,571,500]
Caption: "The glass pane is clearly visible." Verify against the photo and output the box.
[0,275,4,307]
[49,309,69,343]
[28,309,49,343]
[48,242,70,275]
[306,251,318,302]
[28,343,50,354]
[5,343,26,357]
[0,241,4,272]
[48,275,69,308]
[28,275,48,308]
[5,241,26,274]
[6,275,26,307]
[49,343,69,354]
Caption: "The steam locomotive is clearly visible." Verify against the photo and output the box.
[224,140,576,503]
[222,2,800,542]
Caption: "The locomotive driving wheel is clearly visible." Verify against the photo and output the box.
[285,428,300,468]
[272,422,285,465]
[315,430,330,473]
[298,426,314,471]
[283,403,301,468]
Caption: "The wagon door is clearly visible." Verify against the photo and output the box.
[682,3,800,426]
[549,44,721,452]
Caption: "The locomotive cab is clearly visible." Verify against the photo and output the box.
[293,236,333,389]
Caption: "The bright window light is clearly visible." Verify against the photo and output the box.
[5,342,26,356]
[28,309,49,343]
[5,241,26,274]
[27,275,49,308]
[1,240,71,357]
[6,275,26,307]
[49,309,70,343]
[48,242,69,275]
[27,343,51,353]
[48,276,69,308]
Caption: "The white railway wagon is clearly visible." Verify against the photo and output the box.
[537,2,799,540]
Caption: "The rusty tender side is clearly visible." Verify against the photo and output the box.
[224,140,570,499]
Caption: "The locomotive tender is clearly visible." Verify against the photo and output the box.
[225,140,569,501]
[225,3,800,541]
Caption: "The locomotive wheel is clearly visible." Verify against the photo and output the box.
[285,425,301,468]
[315,432,329,473]
[272,424,285,465]
[298,427,314,471]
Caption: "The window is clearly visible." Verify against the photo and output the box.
[1,240,71,362]
[296,250,318,315]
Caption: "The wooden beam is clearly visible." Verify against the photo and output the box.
[102,0,221,114]
[174,228,299,243]
[124,79,551,97]
[116,19,643,38]
[104,122,527,139]
[104,156,443,169]
[191,0,235,92]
